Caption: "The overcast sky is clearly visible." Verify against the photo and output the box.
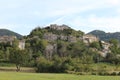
[0,0,120,35]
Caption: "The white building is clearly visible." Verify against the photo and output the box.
[18,40,25,50]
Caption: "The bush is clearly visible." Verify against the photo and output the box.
[118,72,120,75]
[36,57,53,73]
[110,72,117,76]
[91,72,97,75]
[103,72,110,76]
[98,72,104,75]
[36,56,75,73]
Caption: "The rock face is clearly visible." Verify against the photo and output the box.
[67,36,77,42]
[44,44,57,59]
[59,35,68,41]
[43,33,77,42]
[99,41,111,57]
[43,33,58,41]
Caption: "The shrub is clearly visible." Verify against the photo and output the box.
[91,72,97,75]
[118,72,120,75]
[110,72,117,76]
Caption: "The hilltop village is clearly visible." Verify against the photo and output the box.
[0,24,111,57]
[0,24,120,74]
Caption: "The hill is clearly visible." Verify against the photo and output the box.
[28,24,84,42]
[0,29,22,39]
[88,30,120,41]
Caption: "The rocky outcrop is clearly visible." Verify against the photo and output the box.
[43,33,58,41]
[59,35,68,41]
[44,44,57,59]
[99,41,111,57]
[68,36,77,42]
[43,33,77,42]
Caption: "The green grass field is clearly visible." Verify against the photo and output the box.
[0,72,120,80]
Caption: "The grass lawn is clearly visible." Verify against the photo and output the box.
[0,72,120,80]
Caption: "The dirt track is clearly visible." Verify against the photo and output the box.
[0,67,36,73]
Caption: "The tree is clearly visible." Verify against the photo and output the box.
[89,41,101,50]
[36,56,53,73]
[109,39,120,55]
[68,41,86,57]
[9,49,26,71]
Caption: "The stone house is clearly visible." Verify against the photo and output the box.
[83,34,99,44]
[18,40,25,50]
[0,35,16,44]
[46,24,70,31]
[0,35,25,50]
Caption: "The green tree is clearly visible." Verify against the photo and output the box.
[89,41,101,50]
[9,49,26,71]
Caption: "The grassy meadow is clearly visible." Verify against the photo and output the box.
[0,72,120,80]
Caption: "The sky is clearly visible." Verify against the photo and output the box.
[0,0,120,35]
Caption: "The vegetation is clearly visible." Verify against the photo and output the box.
[0,72,120,80]
[88,30,120,42]
[0,29,22,39]
[0,25,120,76]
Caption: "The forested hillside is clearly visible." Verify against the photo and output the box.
[0,29,22,39]
[88,30,120,42]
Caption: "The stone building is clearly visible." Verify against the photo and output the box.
[0,35,16,45]
[0,35,25,50]
[83,34,99,44]
[18,40,25,50]
[46,24,70,31]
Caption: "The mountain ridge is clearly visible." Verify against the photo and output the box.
[88,30,120,41]
[0,29,22,39]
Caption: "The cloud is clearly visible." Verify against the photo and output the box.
[106,0,120,6]
[67,14,120,33]
[0,0,120,35]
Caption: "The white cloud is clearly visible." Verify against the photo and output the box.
[106,0,120,6]
[68,14,120,33]
[0,0,120,34]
